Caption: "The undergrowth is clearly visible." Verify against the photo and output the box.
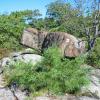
[3,46,90,95]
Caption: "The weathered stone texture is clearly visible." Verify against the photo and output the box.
[21,28,85,57]
[42,32,85,57]
[21,28,39,49]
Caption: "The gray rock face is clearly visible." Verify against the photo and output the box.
[42,32,85,57]
[0,74,27,100]
[13,89,27,100]
[78,96,98,100]
[0,52,43,100]
[0,52,43,69]
[80,66,100,99]
[21,28,85,57]
[38,31,48,49]
[22,54,43,64]
[1,57,12,67]
[0,88,15,100]
[21,28,39,49]
[32,96,77,100]
[21,28,47,50]
[32,96,98,100]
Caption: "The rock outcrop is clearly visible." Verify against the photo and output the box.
[21,28,47,50]
[42,32,85,57]
[0,74,27,100]
[0,51,43,69]
[80,65,100,99]
[21,28,39,49]
[0,49,43,100]
[21,28,85,57]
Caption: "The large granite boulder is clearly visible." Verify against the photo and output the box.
[21,28,47,50]
[21,28,85,57]
[42,32,85,57]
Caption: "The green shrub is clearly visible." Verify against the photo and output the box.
[43,47,89,94]
[4,46,89,95]
[86,38,100,68]
[0,10,35,50]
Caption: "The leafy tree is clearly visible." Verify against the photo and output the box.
[46,0,72,23]
[28,9,43,30]
[45,0,85,37]
[74,0,100,67]
[0,9,41,50]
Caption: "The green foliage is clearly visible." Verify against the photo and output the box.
[86,37,100,68]
[29,18,45,30]
[0,11,28,50]
[4,46,89,95]
[44,0,87,37]
[46,0,71,21]
[0,10,42,50]
[42,46,89,94]
[0,1,96,50]
[4,61,45,92]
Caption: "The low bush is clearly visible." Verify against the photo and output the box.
[4,46,89,95]
[86,38,100,68]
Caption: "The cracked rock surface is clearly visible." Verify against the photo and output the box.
[0,73,27,100]
[0,74,15,100]
[80,67,100,99]
[0,88,15,100]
